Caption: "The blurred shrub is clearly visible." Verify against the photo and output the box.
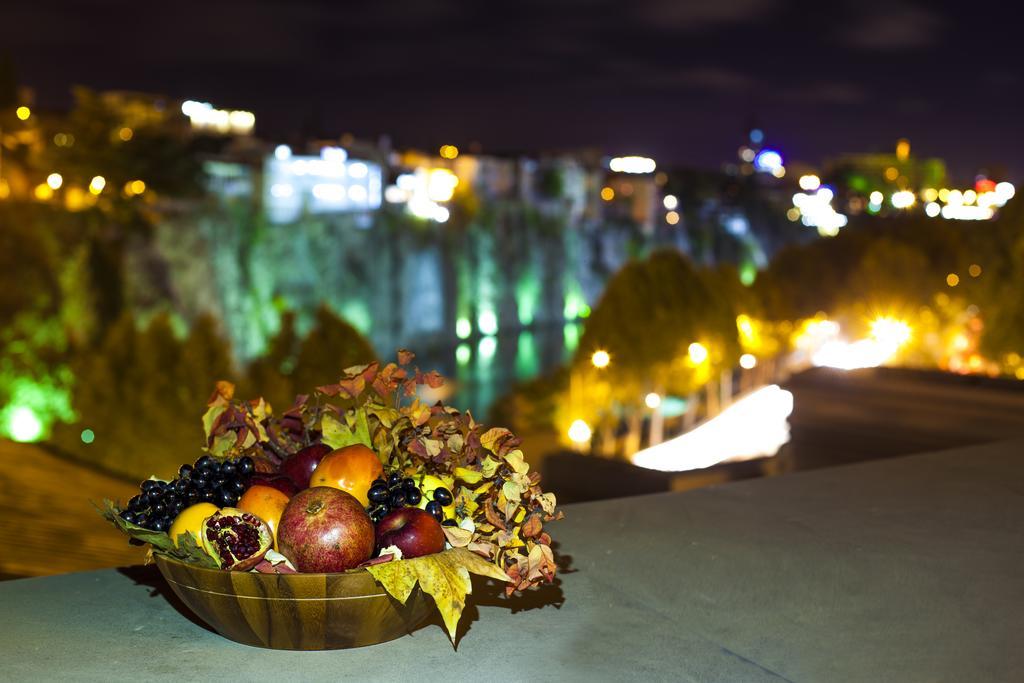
[51,307,376,481]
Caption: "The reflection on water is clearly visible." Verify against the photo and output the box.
[417,323,578,417]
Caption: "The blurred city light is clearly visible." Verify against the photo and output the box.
[688,342,708,364]
[477,309,498,336]
[891,190,915,209]
[663,194,678,210]
[995,181,1015,202]
[792,187,847,235]
[869,316,912,349]
[80,429,95,444]
[666,211,680,225]
[439,144,459,159]
[798,174,821,191]
[608,156,656,174]
[89,176,106,194]
[942,205,994,220]
[632,385,793,472]
[568,419,592,444]
[896,138,910,161]
[813,340,886,370]
[118,127,133,141]
[15,106,31,120]
[809,317,912,371]
[478,335,497,360]
[265,148,382,222]
[739,353,757,369]
[969,264,982,277]
[455,343,471,366]
[5,406,43,442]
[181,100,255,135]
[753,149,783,174]
[426,168,459,202]
[46,173,63,190]
[600,186,615,201]
[455,317,472,339]
[591,349,611,368]
[947,273,960,287]
[34,184,53,201]
[644,392,662,409]
[925,202,941,217]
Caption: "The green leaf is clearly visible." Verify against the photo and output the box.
[172,530,220,569]
[365,548,511,642]
[97,499,175,552]
[97,499,218,568]
[320,409,372,450]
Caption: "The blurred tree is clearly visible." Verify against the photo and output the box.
[51,312,237,479]
[558,249,742,451]
[290,305,377,393]
[975,197,1024,361]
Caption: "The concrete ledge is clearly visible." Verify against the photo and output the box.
[3,437,1024,681]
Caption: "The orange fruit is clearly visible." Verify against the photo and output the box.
[309,444,384,506]
[168,502,220,547]
[236,484,291,550]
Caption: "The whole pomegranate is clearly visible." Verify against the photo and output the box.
[200,508,272,571]
[277,487,374,572]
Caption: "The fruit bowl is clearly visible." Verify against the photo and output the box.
[154,554,433,650]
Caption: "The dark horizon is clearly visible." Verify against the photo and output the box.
[3,0,1022,181]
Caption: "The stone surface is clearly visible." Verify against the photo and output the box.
[3,438,1024,681]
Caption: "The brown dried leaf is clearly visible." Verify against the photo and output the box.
[484,500,507,531]
[521,513,543,539]
[442,526,473,548]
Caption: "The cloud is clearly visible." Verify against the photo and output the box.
[634,0,779,30]
[839,2,945,50]
[647,66,753,92]
[783,82,868,105]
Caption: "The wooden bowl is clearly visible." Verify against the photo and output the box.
[154,554,433,650]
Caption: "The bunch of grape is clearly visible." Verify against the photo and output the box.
[119,455,255,532]
[365,471,454,525]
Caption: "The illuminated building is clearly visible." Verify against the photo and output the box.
[263,146,383,223]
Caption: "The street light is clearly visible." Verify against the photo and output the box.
[568,419,592,444]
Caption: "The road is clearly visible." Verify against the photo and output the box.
[0,441,145,578]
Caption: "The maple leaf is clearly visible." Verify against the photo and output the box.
[365,548,510,642]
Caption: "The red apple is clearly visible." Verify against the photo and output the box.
[280,443,332,489]
[375,507,446,559]
[249,473,300,498]
[277,487,375,572]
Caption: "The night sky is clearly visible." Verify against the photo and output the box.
[4,0,1021,180]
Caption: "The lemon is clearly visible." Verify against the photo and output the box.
[168,502,219,547]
